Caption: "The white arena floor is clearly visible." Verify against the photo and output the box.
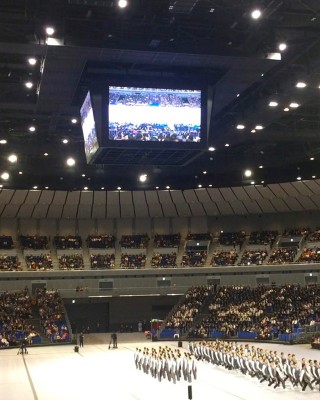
[1,333,320,400]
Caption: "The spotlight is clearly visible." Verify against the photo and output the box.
[8,154,17,163]
[278,43,287,51]
[1,172,9,180]
[25,81,33,89]
[66,157,75,166]
[118,0,127,8]
[139,174,147,183]
[244,169,252,178]
[28,58,37,66]
[251,9,261,19]
[45,27,55,36]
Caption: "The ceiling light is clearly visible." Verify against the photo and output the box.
[45,186,49,189]
[45,27,55,36]
[209,184,212,187]
[310,157,315,161]
[259,165,263,169]
[28,58,37,66]
[251,129,256,133]
[255,125,264,130]
[62,139,69,144]
[236,93,240,97]
[33,186,38,189]
[208,146,215,151]
[225,143,229,147]
[29,126,36,132]
[284,107,290,112]
[312,176,316,179]
[269,101,278,107]
[82,174,86,177]
[278,43,287,51]
[66,157,75,166]
[118,0,127,8]
[139,174,147,183]
[1,172,9,180]
[250,181,255,185]
[155,186,159,189]
[0,185,3,188]
[117,186,121,190]
[19,171,23,175]
[297,176,301,181]
[198,184,202,188]
[44,152,48,156]
[8,154,17,163]
[244,169,252,178]
[261,181,265,184]
[296,82,307,88]
[289,102,300,108]
[251,9,261,19]
[0,139,7,144]
[203,171,207,174]
[25,81,33,89]
[236,124,245,130]
[71,118,77,124]
[261,73,264,77]
[101,187,105,190]
[166,186,170,189]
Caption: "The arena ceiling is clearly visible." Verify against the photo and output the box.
[1,0,320,192]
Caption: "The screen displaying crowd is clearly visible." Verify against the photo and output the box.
[80,91,99,162]
[108,86,201,142]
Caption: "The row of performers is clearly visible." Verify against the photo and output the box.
[188,340,320,392]
[134,346,197,383]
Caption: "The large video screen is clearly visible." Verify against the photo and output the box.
[80,92,99,163]
[108,86,202,142]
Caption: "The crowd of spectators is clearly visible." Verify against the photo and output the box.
[0,255,21,271]
[119,234,149,248]
[54,235,82,249]
[90,254,115,269]
[25,255,53,271]
[87,234,116,249]
[20,235,48,250]
[282,227,310,237]
[218,231,246,247]
[0,235,13,249]
[186,233,212,241]
[0,288,40,347]
[307,228,320,242]
[298,247,320,263]
[188,284,320,340]
[181,251,208,267]
[165,286,211,332]
[238,250,268,266]
[210,250,238,266]
[36,289,69,342]
[58,254,84,270]
[151,252,177,268]
[154,234,181,248]
[267,247,298,264]
[248,231,278,246]
[120,253,146,269]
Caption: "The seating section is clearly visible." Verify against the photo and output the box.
[238,250,268,266]
[282,227,310,236]
[188,284,320,340]
[248,230,278,246]
[154,233,180,248]
[211,250,238,266]
[90,254,115,269]
[218,231,245,246]
[25,255,53,270]
[87,234,115,249]
[0,289,40,347]
[119,234,149,248]
[151,252,177,268]
[36,289,70,342]
[267,247,297,264]
[120,254,146,269]
[0,236,13,249]
[0,255,21,271]
[298,247,320,263]
[307,228,320,242]
[54,235,82,249]
[181,250,208,267]
[58,254,84,270]
[20,235,48,249]
[186,233,211,241]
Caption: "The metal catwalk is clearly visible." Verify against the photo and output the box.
[1,333,319,400]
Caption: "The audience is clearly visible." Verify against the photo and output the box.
[0,255,21,271]
[120,234,149,249]
[154,233,181,248]
[120,253,146,269]
[151,252,177,268]
[26,255,53,270]
[238,250,268,266]
[54,236,82,249]
[248,231,278,246]
[87,234,116,249]
[218,231,246,247]
[181,250,208,267]
[90,254,115,269]
[211,250,238,266]
[0,236,13,249]
[58,254,84,270]
[298,247,320,263]
[267,247,297,264]
[20,235,48,250]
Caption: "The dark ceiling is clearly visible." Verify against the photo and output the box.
[1,0,320,191]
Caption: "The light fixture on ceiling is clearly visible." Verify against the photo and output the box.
[139,174,147,183]
[84,186,88,190]
[297,176,301,181]
[208,146,215,151]
[310,157,315,161]
[278,43,287,51]
[236,124,245,130]
[0,139,7,144]
[33,186,38,189]
[198,184,202,188]
[45,27,55,36]
[117,186,122,191]
[28,58,37,66]
[62,138,69,144]
[71,118,78,124]
[203,171,207,174]
[251,129,256,133]
[255,125,264,130]
[8,154,17,163]
[269,101,278,107]
[25,81,33,89]
[250,181,255,185]
[251,9,261,19]
[44,152,48,156]
[225,143,229,147]
[19,171,23,175]
[284,107,290,112]
[118,0,127,8]
[101,187,105,190]
[296,82,307,88]
[29,126,36,132]
[1,172,9,180]
[289,102,300,108]
[259,165,263,169]
[166,186,170,189]
[66,157,75,166]
[244,169,252,177]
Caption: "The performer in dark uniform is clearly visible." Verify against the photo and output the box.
[79,332,84,347]
[111,332,117,348]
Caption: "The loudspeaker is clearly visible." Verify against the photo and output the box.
[188,385,192,400]
[178,340,182,348]
[74,345,79,352]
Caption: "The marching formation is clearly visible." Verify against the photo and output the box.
[189,340,320,392]
[134,346,197,383]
